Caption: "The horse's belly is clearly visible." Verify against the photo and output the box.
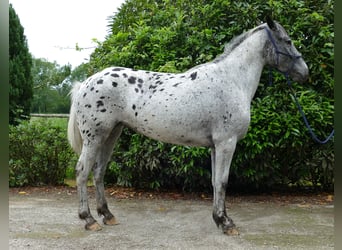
[139,131,212,147]
[125,116,213,147]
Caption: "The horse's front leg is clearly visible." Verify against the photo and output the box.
[211,138,239,235]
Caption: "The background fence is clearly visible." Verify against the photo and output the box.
[31,113,69,118]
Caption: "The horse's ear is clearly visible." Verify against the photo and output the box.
[266,16,277,31]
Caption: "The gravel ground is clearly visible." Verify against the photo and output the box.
[9,187,334,249]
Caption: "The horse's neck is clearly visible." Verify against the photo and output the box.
[217,29,267,102]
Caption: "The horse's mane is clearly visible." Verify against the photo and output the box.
[213,25,266,63]
[188,24,266,71]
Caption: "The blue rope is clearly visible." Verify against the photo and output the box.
[284,73,334,144]
[268,67,273,86]
[266,27,334,144]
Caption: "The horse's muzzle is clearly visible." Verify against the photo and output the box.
[292,61,309,83]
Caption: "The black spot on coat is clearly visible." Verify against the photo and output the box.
[97,79,104,84]
[111,73,120,77]
[96,100,104,108]
[112,82,118,87]
[190,72,197,80]
[112,68,124,71]
[128,76,137,84]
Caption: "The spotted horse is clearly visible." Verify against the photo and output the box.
[68,17,308,235]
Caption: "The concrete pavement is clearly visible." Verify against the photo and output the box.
[9,188,334,249]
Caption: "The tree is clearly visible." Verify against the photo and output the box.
[30,58,72,113]
[88,0,334,190]
[9,4,33,125]
[30,58,91,114]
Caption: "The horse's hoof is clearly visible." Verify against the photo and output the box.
[86,222,102,231]
[224,227,240,236]
[103,216,119,226]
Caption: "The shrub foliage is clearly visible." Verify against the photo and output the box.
[89,0,334,191]
[9,119,77,187]
[10,0,334,190]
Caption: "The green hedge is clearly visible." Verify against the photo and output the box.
[9,119,77,187]
[106,130,212,191]
[8,118,333,190]
[9,0,334,191]
[90,0,334,191]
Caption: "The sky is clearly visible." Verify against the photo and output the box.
[9,0,126,68]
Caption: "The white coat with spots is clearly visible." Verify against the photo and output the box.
[68,18,308,234]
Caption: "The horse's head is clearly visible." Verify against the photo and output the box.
[264,17,309,83]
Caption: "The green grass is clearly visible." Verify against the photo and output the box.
[30,116,68,129]
[64,178,94,187]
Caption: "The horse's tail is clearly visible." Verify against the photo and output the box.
[67,81,83,155]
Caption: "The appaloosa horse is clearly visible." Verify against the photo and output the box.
[68,17,308,234]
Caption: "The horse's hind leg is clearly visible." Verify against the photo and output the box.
[93,124,124,226]
[212,137,239,235]
[76,144,102,231]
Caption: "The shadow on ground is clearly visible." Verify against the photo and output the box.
[9,187,334,249]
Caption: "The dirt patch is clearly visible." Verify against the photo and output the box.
[9,185,334,204]
[9,186,334,249]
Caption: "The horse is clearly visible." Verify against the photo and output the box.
[67,17,308,235]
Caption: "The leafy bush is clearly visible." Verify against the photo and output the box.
[9,119,77,187]
[231,83,334,190]
[87,0,334,191]
[105,129,211,191]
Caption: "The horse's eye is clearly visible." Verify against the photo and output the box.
[286,39,292,45]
